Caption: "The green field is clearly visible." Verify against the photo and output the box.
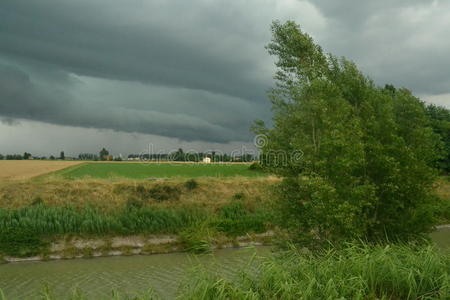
[59,163,264,179]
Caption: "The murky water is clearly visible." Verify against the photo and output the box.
[430,226,450,250]
[0,246,271,299]
[0,228,448,300]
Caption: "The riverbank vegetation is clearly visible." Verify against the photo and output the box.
[1,243,448,300]
[180,243,449,300]
[0,178,276,258]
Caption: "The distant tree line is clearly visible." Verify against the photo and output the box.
[127,148,256,162]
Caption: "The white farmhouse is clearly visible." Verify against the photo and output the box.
[202,157,211,163]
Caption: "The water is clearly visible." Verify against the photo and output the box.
[430,226,450,250]
[0,228,448,300]
[0,246,271,299]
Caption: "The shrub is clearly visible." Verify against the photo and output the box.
[184,179,199,190]
[114,184,182,202]
[148,184,181,202]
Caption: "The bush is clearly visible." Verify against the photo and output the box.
[148,184,181,202]
[114,184,181,202]
[184,179,199,190]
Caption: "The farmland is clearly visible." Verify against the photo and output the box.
[0,160,82,180]
[56,162,266,179]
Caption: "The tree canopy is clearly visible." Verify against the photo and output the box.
[255,21,443,245]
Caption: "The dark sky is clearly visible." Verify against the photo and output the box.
[1,0,449,156]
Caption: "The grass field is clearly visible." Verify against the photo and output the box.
[57,162,265,179]
[0,160,82,180]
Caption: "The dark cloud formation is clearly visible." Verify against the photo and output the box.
[0,0,449,150]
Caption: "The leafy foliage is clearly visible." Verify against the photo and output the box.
[426,104,450,173]
[255,21,443,245]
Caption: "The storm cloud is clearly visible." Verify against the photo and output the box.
[0,0,449,152]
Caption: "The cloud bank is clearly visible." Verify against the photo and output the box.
[0,0,448,152]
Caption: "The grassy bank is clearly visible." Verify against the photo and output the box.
[0,178,276,258]
[0,176,449,258]
[180,243,450,300]
[0,177,276,210]
[0,243,448,300]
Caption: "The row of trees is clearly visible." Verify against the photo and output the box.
[0,147,256,162]
[0,152,65,160]
[127,148,256,162]
[255,21,449,246]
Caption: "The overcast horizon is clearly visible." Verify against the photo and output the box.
[1,0,449,157]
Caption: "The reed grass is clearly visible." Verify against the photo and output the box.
[0,199,273,256]
[0,205,207,236]
[178,243,450,299]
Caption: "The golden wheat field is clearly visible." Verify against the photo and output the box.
[0,160,83,180]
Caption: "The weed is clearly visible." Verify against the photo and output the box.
[179,226,213,254]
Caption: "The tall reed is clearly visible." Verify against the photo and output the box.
[178,243,450,299]
[0,204,207,236]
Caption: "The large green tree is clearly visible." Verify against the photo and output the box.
[255,21,443,245]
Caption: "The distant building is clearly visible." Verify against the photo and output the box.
[203,157,211,163]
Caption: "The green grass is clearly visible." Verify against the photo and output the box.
[0,201,273,256]
[58,163,265,179]
[179,243,450,300]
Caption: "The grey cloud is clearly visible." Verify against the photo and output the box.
[0,0,271,101]
[0,0,449,150]
[0,63,245,142]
